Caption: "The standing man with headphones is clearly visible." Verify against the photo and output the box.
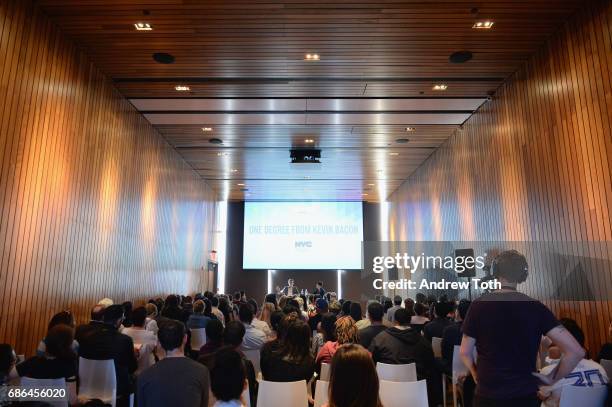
[459,250,585,407]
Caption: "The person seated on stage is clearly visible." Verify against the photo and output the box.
[538,318,608,407]
[313,281,326,298]
[281,279,300,297]
[358,302,387,349]
[423,300,454,342]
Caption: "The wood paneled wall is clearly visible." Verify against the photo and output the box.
[388,0,612,355]
[0,0,218,356]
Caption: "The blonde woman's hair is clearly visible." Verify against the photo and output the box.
[335,316,359,344]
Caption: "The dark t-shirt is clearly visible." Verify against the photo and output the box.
[260,342,315,383]
[16,356,77,382]
[462,291,559,400]
[137,357,209,407]
[358,324,387,349]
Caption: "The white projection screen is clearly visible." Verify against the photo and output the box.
[243,201,364,270]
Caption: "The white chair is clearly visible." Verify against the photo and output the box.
[20,377,67,407]
[78,357,117,407]
[376,362,417,382]
[320,362,331,381]
[559,384,607,407]
[313,380,329,407]
[190,328,207,350]
[242,381,251,407]
[432,337,443,358]
[243,349,261,376]
[379,379,428,407]
[134,342,156,374]
[600,359,612,380]
[256,380,308,407]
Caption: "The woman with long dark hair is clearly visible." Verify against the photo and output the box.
[261,317,315,382]
[325,344,382,407]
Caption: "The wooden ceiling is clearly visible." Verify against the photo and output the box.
[38,0,583,201]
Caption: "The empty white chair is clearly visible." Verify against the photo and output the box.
[559,384,607,407]
[376,362,417,382]
[379,379,428,407]
[314,380,329,407]
[20,377,67,407]
[78,357,117,407]
[320,362,331,381]
[600,359,612,380]
[243,349,261,376]
[256,380,308,407]
[432,337,443,358]
[190,328,207,351]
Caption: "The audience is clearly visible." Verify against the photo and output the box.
[358,302,387,349]
[36,310,78,357]
[410,302,430,331]
[10,325,78,405]
[538,318,609,407]
[121,306,157,374]
[248,299,273,339]
[261,317,315,382]
[423,300,453,341]
[237,304,267,352]
[460,250,585,407]
[187,300,212,330]
[385,295,403,323]
[211,296,226,326]
[161,295,186,322]
[76,304,137,404]
[308,298,329,332]
[137,319,210,407]
[316,316,359,367]
[199,319,225,358]
[210,348,248,407]
[325,344,382,407]
[441,300,471,370]
[221,321,258,405]
[144,303,159,334]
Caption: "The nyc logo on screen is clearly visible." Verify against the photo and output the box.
[294,241,313,248]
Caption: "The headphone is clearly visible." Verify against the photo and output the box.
[490,250,529,283]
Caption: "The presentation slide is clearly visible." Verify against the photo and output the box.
[243,201,364,270]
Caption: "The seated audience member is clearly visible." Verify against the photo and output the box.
[410,302,430,332]
[211,296,226,326]
[122,301,134,327]
[369,308,435,378]
[11,325,78,405]
[267,310,285,341]
[210,348,248,407]
[308,298,329,332]
[248,299,273,339]
[538,318,608,407]
[121,306,157,374]
[441,300,471,370]
[0,344,16,404]
[259,302,275,328]
[329,300,342,315]
[316,316,359,367]
[264,293,279,309]
[199,319,225,358]
[349,302,363,323]
[295,296,310,321]
[221,321,258,405]
[460,250,585,407]
[137,320,210,407]
[597,321,612,362]
[161,294,185,322]
[339,300,352,318]
[76,304,137,403]
[385,295,403,323]
[324,344,382,407]
[423,300,453,341]
[237,304,267,352]
[358,302,387,349]
[404,297,415,314]
[187,300,211,330]
[312,312,337,357]
[36,310,79,356]
[261,318,315,382]
[144,303,159,334]
[218,297,233,324]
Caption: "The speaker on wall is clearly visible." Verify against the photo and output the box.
[387,264,399,281]
[454,248,476,278]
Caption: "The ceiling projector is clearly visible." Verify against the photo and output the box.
[290,149,321,164]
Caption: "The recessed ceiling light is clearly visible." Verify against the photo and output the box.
[208,138,223,144]
[175,85,190,91]
[449,50,473,64]
[433,84,448,91]
[152,52,175,64]
[202,127,213,132]
[368,183,375,186]
[230,169,238,173]
[395,138,410,144]
[405,127,415,132]
[216,152,229,157]
[304,138,315,143]
[362,193,369,196]
[304,53,320,61]
[389,152,399,156]
[134,22,153,31]
[237,183,245,186]
[473,20,494,29]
